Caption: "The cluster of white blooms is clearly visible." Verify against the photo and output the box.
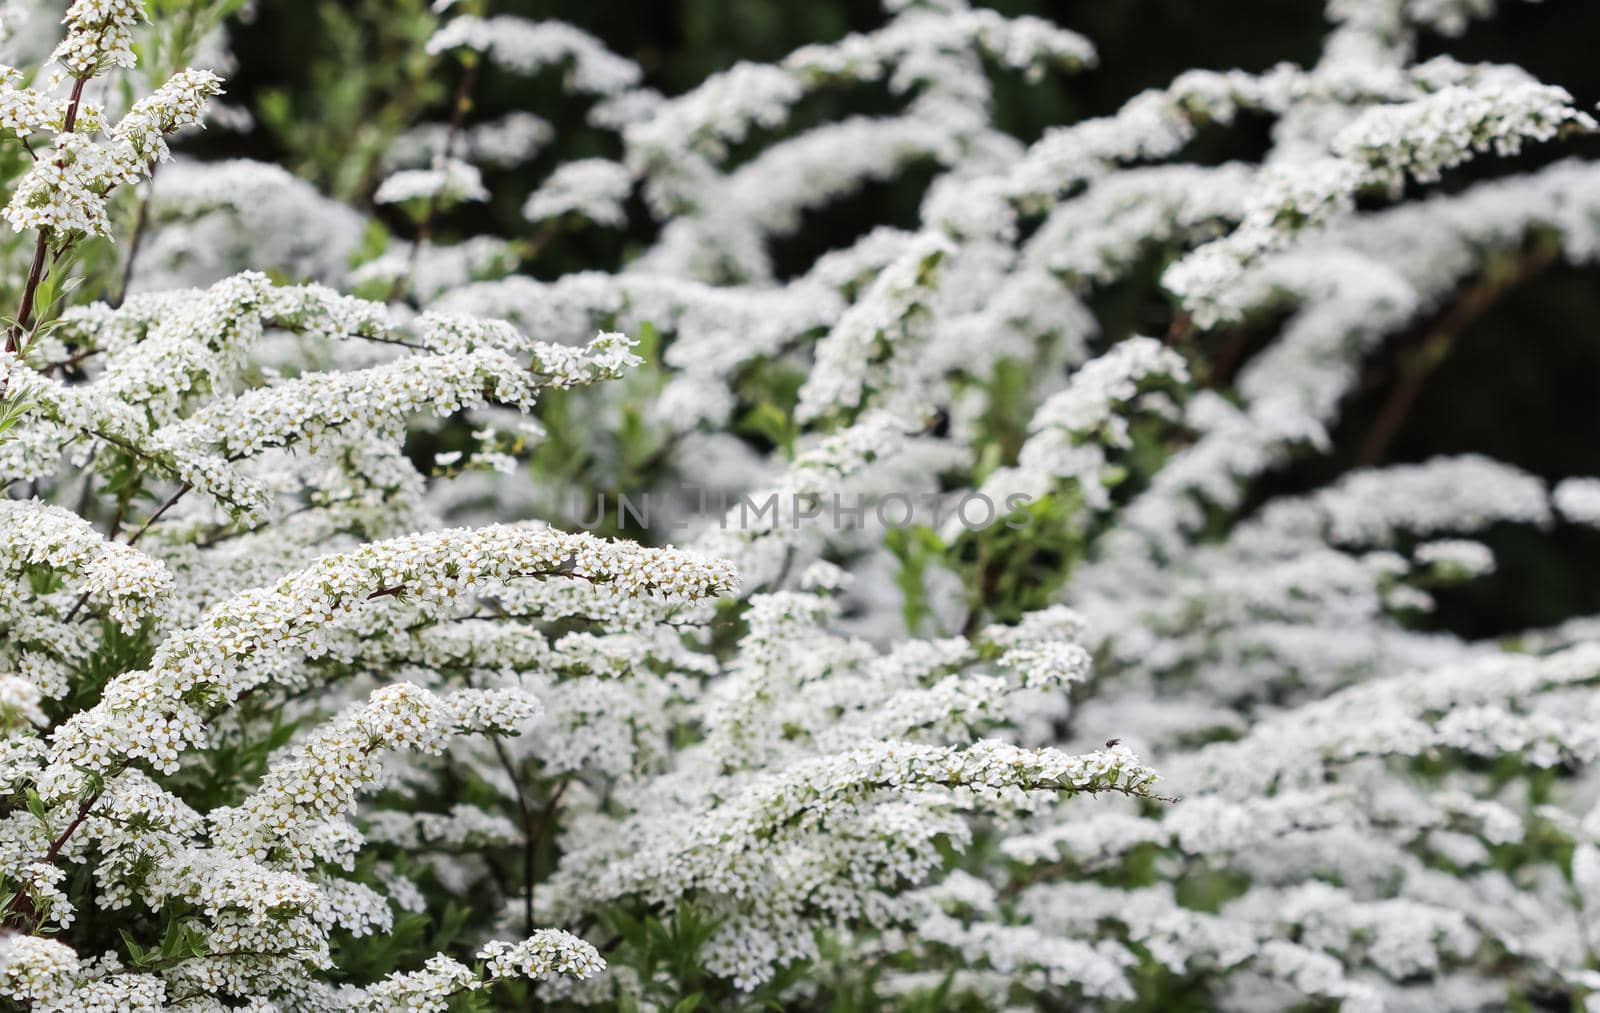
[0,498,171,630]
[7,271,643,516]
[348,234,520,300]
[374,157,489,207]
[43,521,735,780]
[211,681,542,868]
[1413,538,1496,579]
[965,336,1189,521]
[0,493,732,1001]
[364,803,521,850]
[426,15,640,97]
[132,159,367,290]
[522,158,632,227]
[1165,77,1595,325]
[355,931,603,1012]
[1555,477,1600,527]
[48,0,141,79]
[389,112,554,173]
[0,66,66,134]
[555,738,1160,990]
[613,2,1096,280]
[795,235,953,423]
[0,14,750,973]
[4,28,223,237]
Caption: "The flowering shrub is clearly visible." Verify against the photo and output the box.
[0,0,1598,1009]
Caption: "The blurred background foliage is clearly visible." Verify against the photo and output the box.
[201,0,1600,638]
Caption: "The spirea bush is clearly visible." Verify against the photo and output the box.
[0,0,1598,1009]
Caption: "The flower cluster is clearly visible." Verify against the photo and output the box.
[48,0,141,79]
[522,158,632,227]
[4,7,223,239]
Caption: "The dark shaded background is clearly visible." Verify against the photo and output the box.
[218,1,1600,636]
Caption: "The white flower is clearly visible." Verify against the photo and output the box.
[523,158,632,227]
[373,159,489,206]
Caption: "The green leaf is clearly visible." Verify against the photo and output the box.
[118,929,146,966]
[738,402,797,458]
[0,395,32,442]
[24,789,48,830]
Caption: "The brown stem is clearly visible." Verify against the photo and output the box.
[73,453,99,515]
[124,482,192,548]
[42,789,102,865]
[1163,311,1193,347]
[61,75,87,133]
[1355,244,1556,467]
[3,76,91,406]
[9,234,51,353]
[112,164,161,308]
[1203,328,1250,389]
[10,79,90,341]
[6,769,120,927]
[489,737,537,937]
[388,56,480,304]
[48,345,102,372]
[527,779,568,927]
[62,482,138,623]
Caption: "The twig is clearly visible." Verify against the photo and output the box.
[526,779,569,926]
[73,451,99,516]
[124,482,193,548]
[48,345,102,372]
[112,163,161,308]
[1163,311,1193,347]
[388,55,480,303]
[5,767,122,927]
[489,737,538,937]
[1202,328,1250,389]
[11,79,89,341]
[3,76,90,402]
[1355,243,1556,467]
[62,482,185,623]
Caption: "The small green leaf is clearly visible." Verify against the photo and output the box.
[118,929,146,966]
[24,789,48,829]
